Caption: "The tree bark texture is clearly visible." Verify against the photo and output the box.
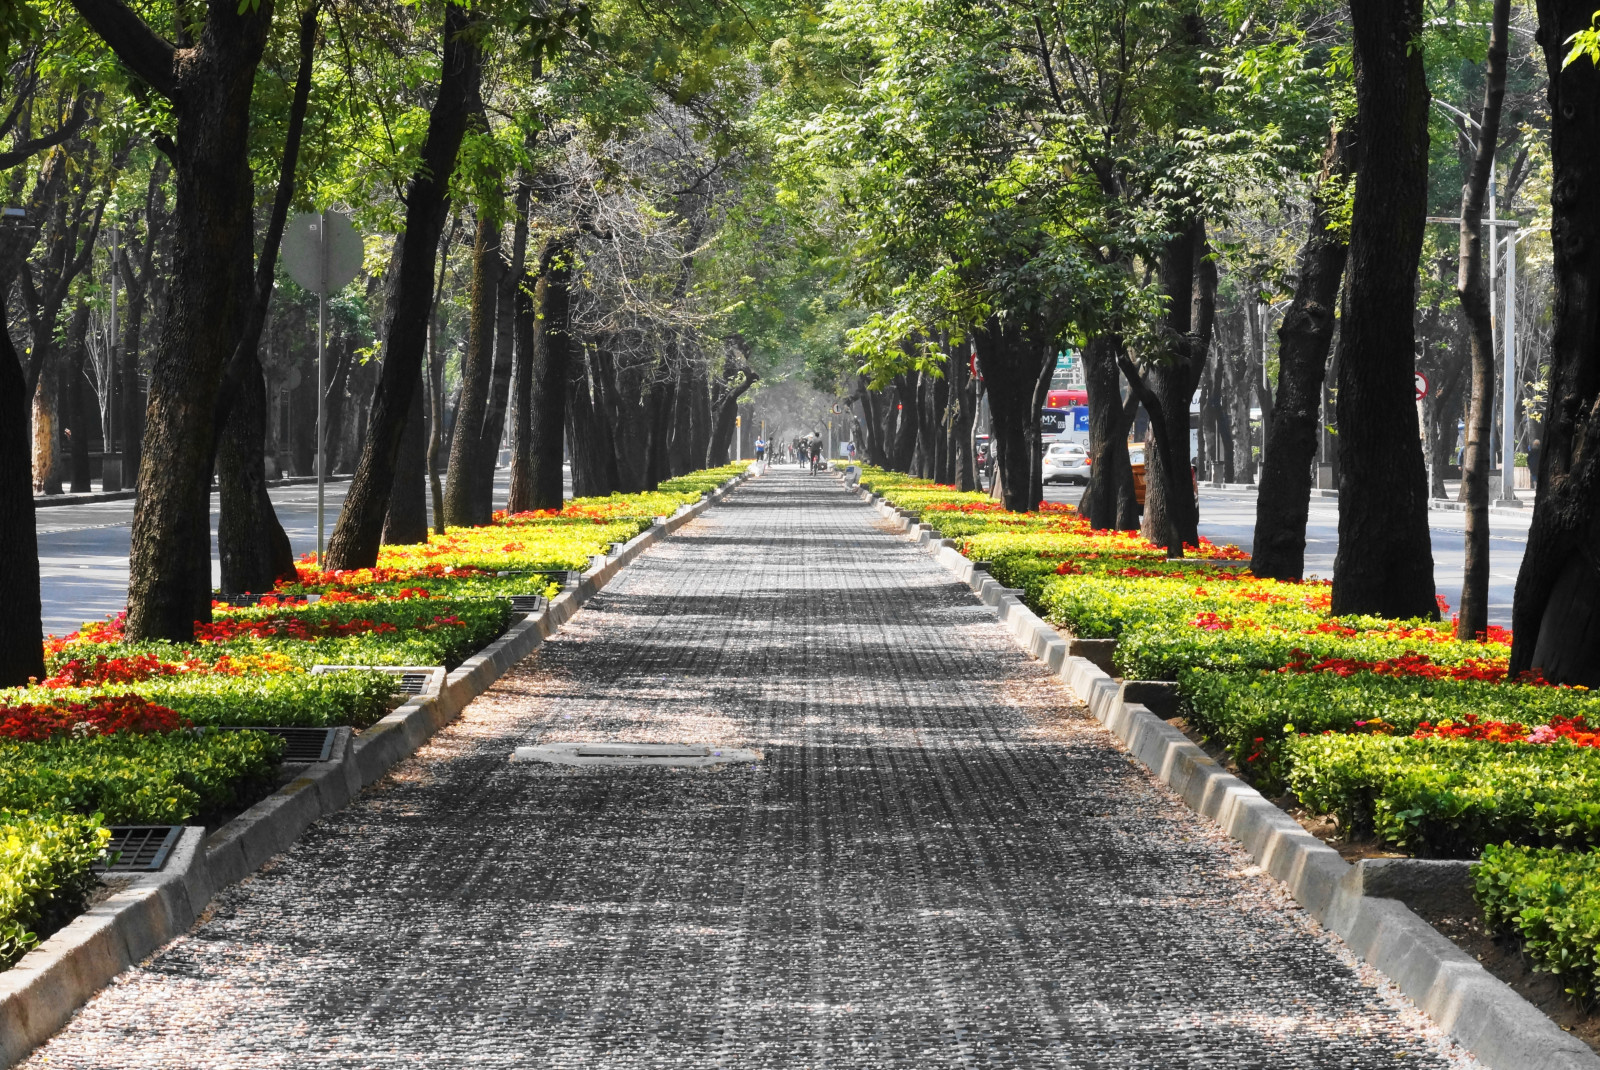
[1079,335,1140,530]
[382,369,429,545]
[69,0,275,638]
[1508,1,1600,682]
[973,315,1052,513]
[1454,0,1512,639]
[0,325,44,684]
[517,240,571,510]
[443,210,501,527]
[1252,124,1357,580]
[325,4,481,569]
[1331,0,1439,620]
[215,0,316,595]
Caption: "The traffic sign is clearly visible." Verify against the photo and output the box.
[831,403,842,414]
[282,211,363,295]
[1414,372,1429,400]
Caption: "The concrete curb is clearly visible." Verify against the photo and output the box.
[0,469,750,1069]
[32,475,353,509]
[854,478,1597,1070]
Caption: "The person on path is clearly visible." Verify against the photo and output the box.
[754,437,767,466]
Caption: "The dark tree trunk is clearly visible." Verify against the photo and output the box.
[1508,0,1600,682]
[426,216,457,534]
[32,351,62,495]
[515,241,571,510]
[1131,218,1213,554]
[949,346,979,491]
[443,211,501,527]
[1079,335,1139,530]
[1252,124,1357,580]
[214,0,314,594]
[382,369,429,545]
[888,373,918,472]
[0,325,43,684]
[707,362,754,466]
[63,302,92,493]
[1454,0,1512,639]
[325,3,481,569]
[217,349,293,590]
[644,373,675,489]
[1331,0,1438,620]
[472,185,529,518]
[567,348,618,496]
[1028,350,1058,508]
[973,314,1051,512]
[70,0,277,639]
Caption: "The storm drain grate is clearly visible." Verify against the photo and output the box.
[97,825,182,872]
[220,726,336,763]
[508,594,546,614]
[511,742,762,768]
[396,673,430,696]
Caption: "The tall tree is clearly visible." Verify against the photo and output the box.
[1508,1,1600,683]
[1453,0,1512,639]
[69,0,278,639]
[1251,124,1358,581]
[325,2,483,570]
[1330,0,1438,620]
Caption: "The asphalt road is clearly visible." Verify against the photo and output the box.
[1042,482,1528,626]
[33,469,541,637]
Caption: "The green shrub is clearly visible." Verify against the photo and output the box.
[0,811,108,967]
[1286,734,1600,857]
[1180,668,1600,793]
[1476,844,1600,999]
[7,670,397,730]
[0,730,284,824]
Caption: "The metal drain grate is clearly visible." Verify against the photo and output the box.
[508,594,546,614]
[220,726,336,763]
[396,673,430,696]
[97,826,182,872]
[511,742,762,768]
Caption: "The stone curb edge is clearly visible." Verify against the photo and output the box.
[33,474,354,509]
[849,477,1597,1070]
[0,468,752,1069]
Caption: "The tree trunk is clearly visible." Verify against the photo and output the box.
[70,0,278,639]
[567,348,616,496]
[1079,335,1139,530]
[443,211,501,527]
[63,303,92,493]
[473,185,529,517]
[325,5,480,569]
[1133,217,1213,554]
[213,0,314,594]
[0,325,43,684]
[1028,350,1058,508]
[1506,0,1600,681]
[382,369,429,545]
[973,315,1051,513]
[1331,0,1438,620]
[31,353,61,495]
[216,348,293,591]
[1252,123,1358,580]
[1454,0,1512,639]
[516,240,571,510]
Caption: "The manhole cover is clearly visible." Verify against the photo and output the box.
[510,742,761,768]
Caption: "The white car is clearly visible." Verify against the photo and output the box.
[1043,442,1091,484]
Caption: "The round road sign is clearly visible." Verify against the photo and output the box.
[282,211,364,295]
[1414,371,1429,400]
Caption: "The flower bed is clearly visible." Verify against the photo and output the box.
[859,463,1600,997]
[0,462,744,967]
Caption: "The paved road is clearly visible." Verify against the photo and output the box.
[33,468,552,636]
[1044,482,1528,626]
[26,469,1474,1069]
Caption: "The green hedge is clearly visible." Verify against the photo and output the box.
[1476,844,1600,1000]
[1181,668,1600,794]
[0,811,108,967]
[0,730,284,825]
[1285,734,1600,857]
[12,670,397,729]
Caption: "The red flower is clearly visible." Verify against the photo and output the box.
[0,694,185,741]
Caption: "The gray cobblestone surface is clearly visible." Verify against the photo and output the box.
[24,469,1479,1068]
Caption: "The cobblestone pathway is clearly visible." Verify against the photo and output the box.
[25,469,1478,1069]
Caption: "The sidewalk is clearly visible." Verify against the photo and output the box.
[24,469,1477,1068]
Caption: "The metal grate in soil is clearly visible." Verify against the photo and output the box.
[96,825,183,872]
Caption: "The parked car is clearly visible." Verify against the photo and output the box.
[1043,441,1092,484]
